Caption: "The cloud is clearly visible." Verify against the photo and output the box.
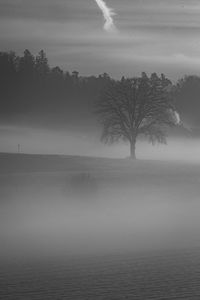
[2,0,200,79]
[94,0,117,32]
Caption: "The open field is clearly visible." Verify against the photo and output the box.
[1,153,200,299]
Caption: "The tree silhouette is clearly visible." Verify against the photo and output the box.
[95,72,177,159]
[35,50,49,78]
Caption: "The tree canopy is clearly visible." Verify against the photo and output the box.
[95,72,178,158]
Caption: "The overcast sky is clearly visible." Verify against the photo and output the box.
[1,0,200,78]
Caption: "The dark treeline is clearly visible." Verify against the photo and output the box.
[0,49,200,129]
[0,49,112,128]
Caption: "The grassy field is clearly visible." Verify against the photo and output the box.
[1,153,200,255]
[1,153,200,298]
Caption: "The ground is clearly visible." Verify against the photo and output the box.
[1,153,200,298]
[1,152,200,255]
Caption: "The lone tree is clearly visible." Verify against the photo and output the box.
[95,72,179,159]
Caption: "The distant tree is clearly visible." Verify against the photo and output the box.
[175,75,200,127]
[72,70,79,79]
[18,49,35,77]
[0,51,18,112]
[95,72,178,159]
[72,71,79,85]
[35,50,49,80]
[51,66,63,78]
[18,49,36,103]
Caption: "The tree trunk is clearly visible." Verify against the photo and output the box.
[130,139,136,159]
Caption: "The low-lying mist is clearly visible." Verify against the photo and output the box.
[1,156,200,261]
[1,124,200,161]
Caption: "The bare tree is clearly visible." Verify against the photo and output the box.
[95,72,178,159]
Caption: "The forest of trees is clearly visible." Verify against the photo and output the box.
[0,49,200,134]
[0,49,112,124]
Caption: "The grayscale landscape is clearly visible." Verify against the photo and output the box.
[1,0,200,299]
[1,153,200,299]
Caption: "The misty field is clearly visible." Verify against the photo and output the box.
[1,153,200,299]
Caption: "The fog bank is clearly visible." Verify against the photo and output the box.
[0,125,200,161]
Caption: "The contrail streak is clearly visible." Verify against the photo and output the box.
[94,0,117,32]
